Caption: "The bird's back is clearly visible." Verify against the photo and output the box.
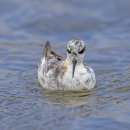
[38,42,64,90]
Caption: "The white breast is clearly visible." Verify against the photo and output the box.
[60,63,96,90]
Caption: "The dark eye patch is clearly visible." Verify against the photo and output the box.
[67,48,71,53]
[79,47,86,54]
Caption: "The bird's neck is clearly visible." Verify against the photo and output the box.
[65,58,83,65]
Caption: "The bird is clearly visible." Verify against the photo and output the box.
[38,39,96,91]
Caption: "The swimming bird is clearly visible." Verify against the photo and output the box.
[38,39,96,91]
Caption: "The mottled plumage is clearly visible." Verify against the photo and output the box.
[38,39,96,91]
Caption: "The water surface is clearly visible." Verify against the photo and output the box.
[0,0,130,130]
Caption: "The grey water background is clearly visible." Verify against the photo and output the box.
[0,0,130,130]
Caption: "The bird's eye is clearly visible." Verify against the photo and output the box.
[79,47,85,54]
[67,48,71,53]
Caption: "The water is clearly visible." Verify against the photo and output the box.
[0,0,130,130]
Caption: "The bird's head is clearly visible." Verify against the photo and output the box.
[66,39,86,78]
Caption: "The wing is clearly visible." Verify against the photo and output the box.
[39,41,64,76]
[44,41,64,61]
[84,64,96,82]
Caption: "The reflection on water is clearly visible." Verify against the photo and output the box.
[42,90,92,107]
[0,0,130,130]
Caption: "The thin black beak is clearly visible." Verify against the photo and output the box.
[72,58,77,78]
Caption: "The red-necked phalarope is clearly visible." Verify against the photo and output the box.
[38,39,96,91]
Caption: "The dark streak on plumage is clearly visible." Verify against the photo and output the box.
[44,41,51,57]
[44,41,64,61]
[51,51,64,61]
[85,79,90,85]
